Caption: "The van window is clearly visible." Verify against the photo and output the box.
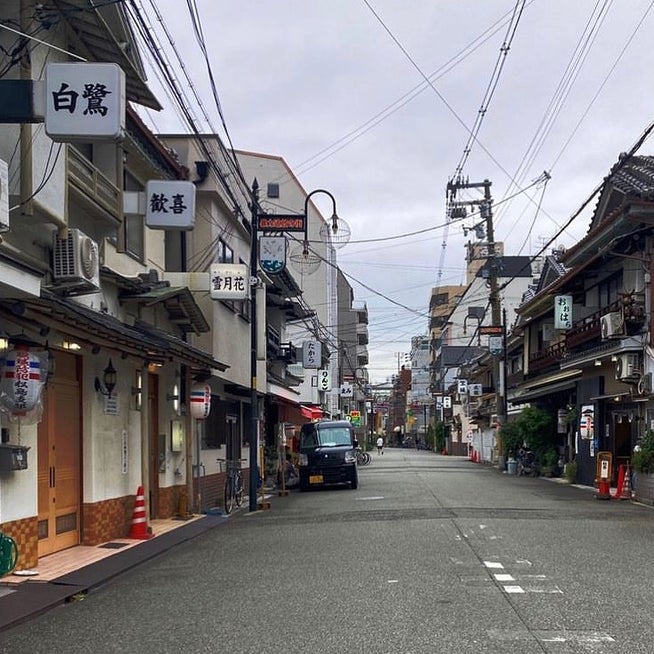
[301,425,352,448]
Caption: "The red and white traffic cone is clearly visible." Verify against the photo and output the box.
[128,486,153,539]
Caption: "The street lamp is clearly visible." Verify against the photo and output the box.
[290,189,348,274]
[248,183,344,511]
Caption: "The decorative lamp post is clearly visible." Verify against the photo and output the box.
[249,184,345,511]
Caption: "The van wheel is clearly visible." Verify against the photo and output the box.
[350,476,358,490]
[300,479,309,492]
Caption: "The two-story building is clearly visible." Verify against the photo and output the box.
[510,154,654,486]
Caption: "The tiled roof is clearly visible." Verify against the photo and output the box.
[607,154,654,199]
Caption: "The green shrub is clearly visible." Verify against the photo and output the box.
[632,430,654,473]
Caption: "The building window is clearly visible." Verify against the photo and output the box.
[217,239,234,264]
[123,171,144,261]
[267,183,280,198]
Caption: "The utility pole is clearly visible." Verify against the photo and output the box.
[446,178,504,464]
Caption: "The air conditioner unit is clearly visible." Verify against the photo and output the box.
[52,228,100,294]
[600,311,624,339]
[616,353,641,381]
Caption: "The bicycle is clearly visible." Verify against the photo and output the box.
[356,447,371,466]
[218,459,244,514]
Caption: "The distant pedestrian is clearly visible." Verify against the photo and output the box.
[376,436,384,455]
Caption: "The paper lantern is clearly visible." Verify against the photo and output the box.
[189,383,211,419]
[0,346,44,414]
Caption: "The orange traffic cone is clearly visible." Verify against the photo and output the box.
[619,466,633,501]
[128,486,154,539]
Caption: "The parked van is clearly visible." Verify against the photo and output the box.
[298,420,358,491]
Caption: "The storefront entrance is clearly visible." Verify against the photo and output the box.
[37,351,81,557]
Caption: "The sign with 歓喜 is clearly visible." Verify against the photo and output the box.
[145,181,196,230]
[210,264,249,300]
[45,62,125,141]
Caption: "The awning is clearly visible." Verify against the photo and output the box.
[589,392,631,402]
[120,286,210,334]
[510,379,578,405]
[301,405,323,420]
[268,382,301,404]
[0,291,228,373]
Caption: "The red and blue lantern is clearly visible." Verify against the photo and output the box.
[189,383,211,420]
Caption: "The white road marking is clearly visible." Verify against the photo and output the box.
[527,586,563,594]
[387,579,399,584]
[503,585,525,594]
[483,561,504,569]
[494,574,514,582]
[355,496,385,501]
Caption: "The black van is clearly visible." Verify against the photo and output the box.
[298,420,358,491]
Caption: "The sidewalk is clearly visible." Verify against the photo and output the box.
[0,512,229,633]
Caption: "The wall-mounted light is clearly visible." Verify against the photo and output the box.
[62,340,81,351]
[594,359,602,367]
[131,369,142,410]
[94,358,117,396]
[167,383,180,414]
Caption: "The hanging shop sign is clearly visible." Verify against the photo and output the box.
[554,295,573,330]
[209,264,249,300]
[45,62,125,141]
[302,340,321,368]
[145,180,196,230]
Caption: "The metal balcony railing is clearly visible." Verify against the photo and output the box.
[68,146,121,221]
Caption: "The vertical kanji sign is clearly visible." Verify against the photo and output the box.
[303,340,320,368]
[45,63,125,141]
[317,369,330,391]
[554,295,573,330]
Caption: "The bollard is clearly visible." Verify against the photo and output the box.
[0,532,18,576]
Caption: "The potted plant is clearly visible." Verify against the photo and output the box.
[632,430,654,505]
[563,459,577,484]
[539,448,559,477]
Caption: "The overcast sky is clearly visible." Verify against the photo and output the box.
[135,0,654,384]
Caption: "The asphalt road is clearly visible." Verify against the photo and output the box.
[2,449,653,653]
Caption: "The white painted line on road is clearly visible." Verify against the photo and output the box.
[483,561,504,569]
[387,579,399,584]
[527,586,563,594]
[541,633,615,644]
[503,585,525,594]
[355,496,385,501]
[515,559,532,567]
[494,574,514,582]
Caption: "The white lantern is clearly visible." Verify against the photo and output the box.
[0,345,44,415]
[189,383,211,419]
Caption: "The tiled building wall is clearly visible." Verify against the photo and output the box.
[82,495,133,546]
[1,516,38,571]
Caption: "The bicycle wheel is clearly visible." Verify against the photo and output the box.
[362,452,372,466]
[224,477,234,514]
[234,472,244,507]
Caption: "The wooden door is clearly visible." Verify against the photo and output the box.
[37,352,81,557]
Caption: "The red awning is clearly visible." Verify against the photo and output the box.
[301,405,322,420]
